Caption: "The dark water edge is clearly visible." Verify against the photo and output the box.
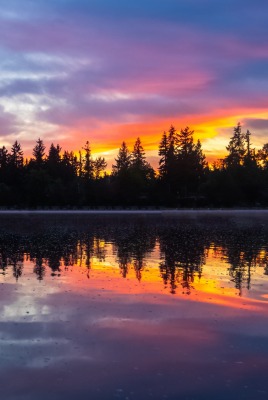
[1,208,268,228]
[0,213,268,400]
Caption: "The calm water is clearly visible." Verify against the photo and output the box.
[0,213,268,400]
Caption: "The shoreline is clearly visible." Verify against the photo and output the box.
[0,209,268,216]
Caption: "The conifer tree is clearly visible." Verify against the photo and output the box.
[131,137,146,169]
[0,146,8,171]
[158,131,169,178]
[48,143,61,164]
[131,137,154,181]
[225,123,246,167]
[158,125,177,185]
[32,138,46,166]
[176,127,206,195]
[194,139,207,174]
[10,140,23,169]
[47,143,61,177]
[177,126,195,156]
[257,143,268,169]
[112,141,131,175]
[82,141,94,179]
[94,157,107,179]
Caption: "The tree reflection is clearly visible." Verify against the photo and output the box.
[0,235,24,280]
[0,246,8,276]
[218,227,266,295]
[11,254,23,281]
[33,255,45,281]
[79,235,95,279]
[159,226,207,294]
[113,226,155,280]
[0,220,268,296]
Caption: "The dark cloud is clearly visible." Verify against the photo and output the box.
[242,118,268,135]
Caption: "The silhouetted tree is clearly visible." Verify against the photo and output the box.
[32,138,46,167]
[47,143,61,174]
[131,138,154,177]
[127,137,155,204]
[10,140,23,169]
[0,146,9,174]
[176,127,207,199]
[0,147,9,199]
[112,141,131,175]
[258,143,268,169]
[82,141,94,180]
[94,157,107,179]
[225,123,246,168]
[158,131,169,179]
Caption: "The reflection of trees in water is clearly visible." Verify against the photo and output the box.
[0,236,23,280]
[76,235,106,279]
[0,222,268,294]
[159,227,207,294]
[77,236,94,279]
[113,227,156,281]
[255,248,268,277]
[216,228,267,295]
[11,254,23,281]
[260,253,268,276]
[33,255,45,281]
[225,246,255,295]
[29,231,79,278]
[0,245,8,276]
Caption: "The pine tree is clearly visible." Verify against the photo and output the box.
[47,143,61,177]
[176,127,206,196]
[0,146,8,171]
[82,141,94,179]
[62,151,77,178]
[32,138,46,166]
[48,143,61,164]
[131,137,154,181]
[94,157,107,179]
[194,139,207,174]
[158,125,177,183]
[158,131,169,178]
[131,137,146,169]
[243,130,258,169]
[112,141,131,175]
[177,126,195,156]
[10,141,23,169]
[225,123,246,167]
[167,125,177,166]
[257,143,268,169]
[78,150,82,177]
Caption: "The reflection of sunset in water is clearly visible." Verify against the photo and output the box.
[2,238,267,313]
[1,215,268,400]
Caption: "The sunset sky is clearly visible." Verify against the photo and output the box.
[0,0,268,166]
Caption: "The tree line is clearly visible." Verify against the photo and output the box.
[0,123,268,207]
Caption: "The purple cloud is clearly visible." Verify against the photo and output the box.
[0,0,268,155]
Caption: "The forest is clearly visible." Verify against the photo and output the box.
[0,123,268,207]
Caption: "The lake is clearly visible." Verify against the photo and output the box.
[0,212,268,400]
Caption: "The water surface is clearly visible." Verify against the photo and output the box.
[0,213,268,400]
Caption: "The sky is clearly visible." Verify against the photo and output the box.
[0,0,268,166]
